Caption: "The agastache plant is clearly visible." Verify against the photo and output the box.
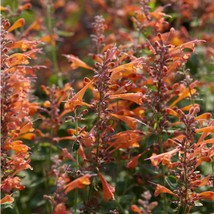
[1,1,214,213]
[1,16,40,205]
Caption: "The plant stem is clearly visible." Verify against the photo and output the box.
[182,137,188,214]
[115,197,125,214]
[74,109,79,214]
[95,97,102,167]
[14,199,20,214]
[46,2,63,87]
[74,110,79,169]
[176,205,180,214]
[158,133,168,213]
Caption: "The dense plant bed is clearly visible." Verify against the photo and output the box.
[1,0,214,213]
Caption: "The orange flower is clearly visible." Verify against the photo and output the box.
[154,184,176,197]
[132,106,145,120]
[147,148,179,167]
[195,113,212,120]
[107,130,143,151]
[80,131,96,147]
[0,195,14,204]
[196,126,214,133]
[19,133,35,140]
[19,121,34,135]
[22,18,42,36]
[63,80,92,113]
[62,148,76,162]
[53,203,72,214]
[166,108,179,117]
[180,104,200,111]
[7,18,25,33]
[64,174,91,194]
[127,153,143,169]
[111,113,142,129]
[5,53,30,67]
[18,3,32,12]
[10,157,33,176]
[78,144,87,160]
[64,54,95,71]
[98,172,115,201]
[43,100,51,108]
[109,58,143,82]
[40,35,57,45]
[198,191,214,201]
[191,176,212,188]
[8,40,40,51]
[197,120,214,142]
[1,177,25,193]
[196,138,214,147]
[1,17,37,198]
[3,140,29,154]
[170,87,196,107]
[131,204,141,213]
[109,92,143,105]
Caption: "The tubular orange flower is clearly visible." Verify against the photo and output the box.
[19,122,34,135]
[107,130,143,151]
[78,144,87,160]
[154,184,176,197]
[196,126,214,133]
[98,172,115,201]
[0,195,14,204]
[109,92,144,105]
[40,34,56,45]
[195,113,212,120]
[5,53,30,67]
[191,176,212,188]
[11,158,33,176]
[64,174,91,194]
[18,3,32,12]
[3,141,29,154]
[198,191,214,201]
[109,58,143,82]
[166,108,179,117]
[196,138,214,146]
[131,204,141,213]
[180,104,200,111]
[1,17,38,200]
[19,133,35,140]
[8,40,40,51]
[62,148,76,162]
[146,148,179,167]
[63,80,92,113]
[1,177,25,193]
[127,153,143,169]
[22,18,42,36]
[7,18,25,32]
[111,113,142,129]
[170,88,196,107]
[64,54,95,71]
[53,203,72,214]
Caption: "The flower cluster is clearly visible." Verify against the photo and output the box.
[1,16,40,204]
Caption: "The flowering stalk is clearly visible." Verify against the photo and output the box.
[1,16,39,205]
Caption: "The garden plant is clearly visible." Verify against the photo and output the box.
[1,0,214,213]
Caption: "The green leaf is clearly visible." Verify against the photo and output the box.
[48,74,58,85]
[57,30,74,37]
[194,201,203,206]
[30,178,46,188]
[165,175,177,189]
